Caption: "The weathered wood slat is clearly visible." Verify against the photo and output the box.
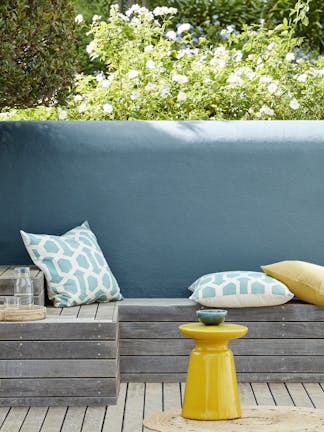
[251,383,275,405]
[0,396,117,407]
[0,378,117,397]
[286,383,314,407]
[95,302,116,321]
[0,407,10,429]
[102,383,127,432]
[60,306,80,318]
[304,383,324,408]
[0,320,117,340]
[0,359,116,378]
[238,383,256,406]
[40,407,67,432]
[81,407,106,432]
[120,321,324,339]
[120,355,324,374]
[78,303,98,319]
[0,340,117,359]
[269,383,294,406]
[120,338,324,356]
[61,407,86,432]
[143,383,162,432]
[163,383,182,411]
[123,383,145,432]
[118,299,324,322]
[0,407,29,432]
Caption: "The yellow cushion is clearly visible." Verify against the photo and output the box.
[261,261,324,306]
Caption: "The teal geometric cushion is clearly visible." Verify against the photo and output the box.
[21,221,122,307]
[189,271,293,307]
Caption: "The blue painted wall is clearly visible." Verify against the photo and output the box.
[0,121,323,297]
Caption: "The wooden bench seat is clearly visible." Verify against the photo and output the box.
[118,299,324,383]
[0,303,119,406]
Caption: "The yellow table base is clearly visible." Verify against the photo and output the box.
[179,322,248,421]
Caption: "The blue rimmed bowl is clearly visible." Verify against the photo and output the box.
[196,309,228,326]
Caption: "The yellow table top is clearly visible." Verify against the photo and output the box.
[179,322,248,341]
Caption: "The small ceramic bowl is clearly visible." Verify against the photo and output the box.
[196,309,228,326]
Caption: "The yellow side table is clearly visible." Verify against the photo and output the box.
[179,322,248,421]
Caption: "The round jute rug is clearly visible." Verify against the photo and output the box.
[143,406,324,432]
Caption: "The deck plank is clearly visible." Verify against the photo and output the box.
[269,383,294,406]
[81,407,106,432]
[286,383,313,407]
[0,407,28,432]
[61,408,86,432]
[238,383,256,406]
[123,383,145,432]
[163,383,182,411]
[60,306,80,319]
[251,383,275,405]
[19,407,48,432]
[303,383,324,408]
[102,383,127,432]
[143,383,162,432]
[78,304,98,319]
[40,407,67,432]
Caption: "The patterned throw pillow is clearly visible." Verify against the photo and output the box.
[189,271,293,307]
[21,221,122,307]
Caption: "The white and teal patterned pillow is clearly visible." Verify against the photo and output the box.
[21,221,122,307]
[189,271,293,307]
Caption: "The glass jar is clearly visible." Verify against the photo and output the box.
[14,267,34,306]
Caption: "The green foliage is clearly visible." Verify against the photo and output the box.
[2,2,323,120]
[0,0,78,110]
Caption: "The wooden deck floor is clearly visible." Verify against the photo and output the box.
[0,382,323,432]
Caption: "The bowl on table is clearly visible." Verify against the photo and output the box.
[196,309,228,326]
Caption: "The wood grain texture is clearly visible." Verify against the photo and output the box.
[61,407,85,432]
[0,396,117,407]
[39,407,67,432]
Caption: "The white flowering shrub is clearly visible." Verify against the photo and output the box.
[2,2,324,120]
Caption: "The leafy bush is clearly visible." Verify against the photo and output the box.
[2,2,323,120]
[0,0,78,110]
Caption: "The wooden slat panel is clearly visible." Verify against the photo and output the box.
[19,407,48,432]
[0,359,116,378]
[118,299,324,322]
[0,408,10,429]
[123,383,145,432]
[0,321,116,340]
[304,383,324,408]
[0,340,116,359]
[120,338,324,356]
[0,378,117,397]
[40,407,67,432]
[102,383,127,432]
[0,396,117,407]
[60,306,80,318]
[238,373,324,382]
[120,321,324,339]
[46,307,62,317]
[61,408,86,432]
[120,355,324,374]
[163,383,182,411]
[95,303,116,321]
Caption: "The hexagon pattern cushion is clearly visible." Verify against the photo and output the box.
[189,271,293,307]
[20,221,122,307]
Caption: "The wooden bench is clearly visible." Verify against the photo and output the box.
[0,303,119,406]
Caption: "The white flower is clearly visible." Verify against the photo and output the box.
[58,109,67,120]
[101,79,110,88]
[127,70,139,79]
[177,23,191,34]
[260,75,273,83]
[268,83,278,94]
[145,82,155,91]
[131,90,140,100]
[144,45,153,52]
[289,98,300,110]
[214,46,227,56]
[204,78,213,85]
[267,42,275,51]
[285,52,295,62]
[96,73,104,83]
[126,4,141,16]
[210,57,226,68]
[297,73,307,82]
[226,24,235,33]
[74,14,83,24]
[259,105,274,116]
[103,103,113,113]
[166,30,177,40]
[227,73,243,85]
[177,91,187,102]
[74,94,83,102]
[153,6,177,16]
[78,103,87,113]
[131,17,140,26]
[146,60,156,70]
[172,74,189,84]
[233,51,243,62]
[160,86,170,98]
[92,15,101,22]
[86,41,95,55]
